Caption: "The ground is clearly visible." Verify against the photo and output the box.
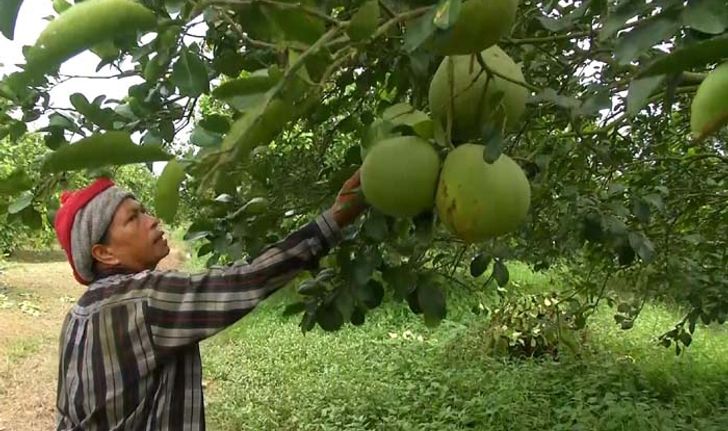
[0,247,187,431]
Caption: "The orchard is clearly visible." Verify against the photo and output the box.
[0,0,727,357]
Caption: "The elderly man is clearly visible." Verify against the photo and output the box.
[52,170,366,430]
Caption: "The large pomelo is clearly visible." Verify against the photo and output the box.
[428,0,519,55]
[429,45,528,142]
[690,62,728,140]
[361,136,440,218]
[436,144,530,242]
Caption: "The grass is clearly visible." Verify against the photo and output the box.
[194,260,728,431]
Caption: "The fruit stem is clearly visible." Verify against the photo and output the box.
[475,52,541,93]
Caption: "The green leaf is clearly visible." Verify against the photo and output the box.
[632,198,651,223]
[382,103,432,132]
[347,0,379,41]
[361,118,397,159]
[262,4,325,44]
[417,278,446,327]
[0,0,23,40]
[20,206,42,230]
[334,286,355,321]
[493,259,509,287]
[352,250,377,286]
[615,16,681,65]
[297,279,323,296]
[628,231,655,263]
[538,1,590,33]
[42,131,173,173]
[404,8,437,53]
[212,49,246,77]
[638,35,728,77]
[300,311,316,333]
[8,191,33,214]
[283,301,306,317]
[383,265,417,300]
[470,253,492,277]
[355,280,384,309]
[433,0,462,30]
[362,210,388,242]
[577,87,611,117]
[350,307,365,326]
[46,112,77,132]
[681,0,728,34]
[532,88,581,111]
[482,127,503,164]
[70,93,114,129]
[199,114,231,134]
[44,128,66,150]
[678,331,692,347]
[212,75,276,101]
[171,48,209,97]
[627,75,664,116]
[155,160,185,224]
[316,301,344,331]
[190,126,223,147]
[599,1,654,41]
[0,169,32,195]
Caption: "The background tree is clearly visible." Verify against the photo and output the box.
[0,0,725,353]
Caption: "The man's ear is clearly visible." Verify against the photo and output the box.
[91,243,120,266]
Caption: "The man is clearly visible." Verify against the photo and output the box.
[52,170,367,430]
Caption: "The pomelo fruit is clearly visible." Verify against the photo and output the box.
[428,0,519,55]
[429,45,528,142]
[436,144,530,242]
[690,62,728,141]
[361,136,440,218]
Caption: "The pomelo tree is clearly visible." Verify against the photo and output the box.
[0,0,726,354]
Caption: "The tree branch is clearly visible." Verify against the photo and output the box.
[475,52,541,93]
[209,0,342,26]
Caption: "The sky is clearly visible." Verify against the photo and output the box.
[0,0,165,173]
[0,0,145,109]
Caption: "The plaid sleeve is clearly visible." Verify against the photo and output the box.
[142,210,341,353]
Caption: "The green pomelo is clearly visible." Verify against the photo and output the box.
[436,144,530,243]
[361,136,441,218]
[690,62,728,140]
[25,0,156,76]
[429,45,528,142]
[428,0,519,55]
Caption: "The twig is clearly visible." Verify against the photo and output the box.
[475,52,541,93]
[209,0,342,26]
[58,71,136,80]
[217,9,280,49]
[505,30,594,45]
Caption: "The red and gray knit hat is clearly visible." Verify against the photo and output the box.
[54,178,133,285]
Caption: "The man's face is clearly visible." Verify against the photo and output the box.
[97,198,170,272]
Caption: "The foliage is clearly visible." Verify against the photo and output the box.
[481,291,584,359]
[0,0,726,351]
[0,130,159,254]
[198,267,728,430]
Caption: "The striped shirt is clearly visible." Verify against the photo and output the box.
[56,212,341,430]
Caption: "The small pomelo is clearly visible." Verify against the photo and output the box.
[428,0,519,55]
[429,45,528,142]
[436,144,530,242]
[690,62,728,141]
[361,136,441,217]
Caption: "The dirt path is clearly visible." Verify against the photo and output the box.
[0,247,187,431]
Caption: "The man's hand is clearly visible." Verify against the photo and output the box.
[331,168,368,228]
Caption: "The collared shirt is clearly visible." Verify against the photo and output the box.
[56,212,341,430]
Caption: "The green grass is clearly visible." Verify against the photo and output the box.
[196,261,728,431]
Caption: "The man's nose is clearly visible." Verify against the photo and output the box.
[147,213,160,229]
